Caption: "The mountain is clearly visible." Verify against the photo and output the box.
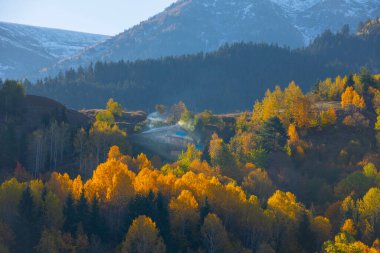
[293,0,380,43]
[27,29,380,112]
[47,0,380,76]
[0,22,109,80]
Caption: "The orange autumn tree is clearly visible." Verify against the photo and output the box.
[84,146,135,204]
[287,123,299,144]
[341,87,365,110]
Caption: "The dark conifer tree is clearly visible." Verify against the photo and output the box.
[63,193,77,235]
[155,192,173,252]
[256,116,287,152]
[199,196,210,225]
[77,191,90,234]
[297,211,316,252]
[89,197,108,242]
[16,186,41,253]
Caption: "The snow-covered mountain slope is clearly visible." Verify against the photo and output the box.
[45,0,379,77]
[271,0,319,13]
[292,0,380,43]
[47,0,304,74]
[0,22,109,79]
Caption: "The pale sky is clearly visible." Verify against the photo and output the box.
[0,0,177,35]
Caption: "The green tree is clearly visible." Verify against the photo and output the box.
[256,117,287,152]
[0,80,26,122]
[88,197,107,241]
[63,194,77,235]
[16,186,41,253]
[297,211,316,252]
[77,191,90,235]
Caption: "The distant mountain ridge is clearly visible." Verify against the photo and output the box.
[28,28,380,112]
[45,0,380,77]
[0,22,109,80]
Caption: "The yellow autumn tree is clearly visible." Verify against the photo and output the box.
[169,190,199,249]
[352,92,366,109]
[84,148,135,203]
[201,213,234,253]
[291,96,314,128]
[106,98,123,118]
[261,86,283,122]
[242,169,274,201]
[319,107,337,127]
[46,172,73,201]
[341,219,357,238]
[283,81,303,125]
[317,76,347,100]
[106,170,135,206]
[134,168,176,197]
[251,100,265,129]
[267,190,305,252]
[0,178,26,223]
[267,190,304,222]
[121,215,166,253]
[341,87,365,110]
[108,145,123,160]
[311,216,332,248]
[71,175,83,200]
[287,123,299,144]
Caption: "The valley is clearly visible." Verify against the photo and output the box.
[1,1,380,252]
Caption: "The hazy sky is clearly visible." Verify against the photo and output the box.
[0,0,177,35]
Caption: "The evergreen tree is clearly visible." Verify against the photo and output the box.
[89,197,108,241]
[256,116,288,152]
[0,80,26,122]
[297,211,316,252]
[128,192,155,224]
[360,67,374,90]
[2,123,17,170]
[17,186,41,253]
[155,192,173,252]
[77,191,90,235]
[199,196,210,225]
[63,193,77,235]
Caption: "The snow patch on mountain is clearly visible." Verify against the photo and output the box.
[0,22,109,80]
[270,0,319,13]
[0,22,109,59]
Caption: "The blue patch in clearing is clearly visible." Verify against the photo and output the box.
[175,131,188,137]
[196,145,204,150]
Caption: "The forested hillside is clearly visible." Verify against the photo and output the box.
[27,27,380,112]
[1,71,380,252]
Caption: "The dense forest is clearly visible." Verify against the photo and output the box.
[26,25,380,112]
[1,69,380,252]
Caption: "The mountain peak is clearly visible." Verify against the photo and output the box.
[3,0,380,80]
